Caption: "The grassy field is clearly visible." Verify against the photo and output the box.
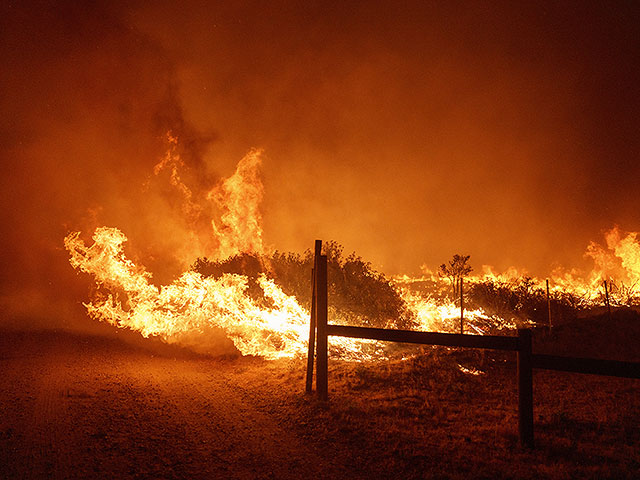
[249,311,640,479]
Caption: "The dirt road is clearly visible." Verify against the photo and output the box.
[0,329,357,480]
[2,324,639,480]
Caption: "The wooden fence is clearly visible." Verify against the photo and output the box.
[305,241,640,448]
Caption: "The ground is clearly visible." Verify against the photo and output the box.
[0,313,638,479]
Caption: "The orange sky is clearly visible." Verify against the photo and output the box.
[1,1,639,327]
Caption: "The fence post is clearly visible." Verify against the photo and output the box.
[604,280,612,322]
[460,277,464,334]
[517,328,534,448]
[316,254,329,401]
[305,241,322,393]
[546,279,552,334]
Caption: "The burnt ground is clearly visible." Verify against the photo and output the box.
[0,312,639,479]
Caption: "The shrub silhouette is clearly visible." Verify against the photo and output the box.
[192,241,416,330]
[466,276,578,326]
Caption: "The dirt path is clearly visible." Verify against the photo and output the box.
[4,325,637,479]
[0,330,357,480]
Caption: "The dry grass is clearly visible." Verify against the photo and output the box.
[242,314,640,479]
[0,312,638,479]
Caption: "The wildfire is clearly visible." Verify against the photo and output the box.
[396,225,640,328]
[65,141,308,359]
[537,226,640,307]
[398,288,505,335]
[64,141,385,360]
[65,137,640,360]
[65,226,308,359]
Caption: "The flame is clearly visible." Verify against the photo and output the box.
[595,227,640,284]
[65,142,382,360]
[543,227,640,306]
[65,142,306,359]
[65,226,308,359]
[397,226,640,331]
[209,149,264,259]
[147,134,265,264]
[65,136,640,361]
[64,225,391,360]
[398,287,519,335]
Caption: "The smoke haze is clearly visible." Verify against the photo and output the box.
[1,1,639,329]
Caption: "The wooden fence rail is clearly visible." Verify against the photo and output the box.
[532,354,640,379]
[325,324,519,351]
[305,240,640,449]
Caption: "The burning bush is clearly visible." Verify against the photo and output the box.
[465,277,576,327]
[192,240,417,330]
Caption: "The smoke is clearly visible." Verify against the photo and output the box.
[0,1,214,330]
[136,1,639,274]
[1,1,639,331]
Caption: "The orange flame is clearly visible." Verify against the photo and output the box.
[208,148,264,259]
[65,226,308,359]
[65,137,640,360]
[65,143,386,359]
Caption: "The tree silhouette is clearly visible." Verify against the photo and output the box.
[439,254,472,299]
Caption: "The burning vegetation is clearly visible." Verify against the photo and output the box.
[4,4,640,478]
[64,137,640,361]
